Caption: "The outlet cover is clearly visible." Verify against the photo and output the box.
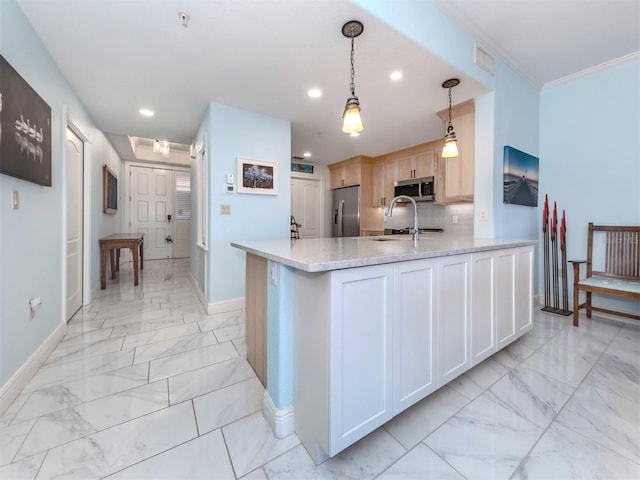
[220,204,231,215]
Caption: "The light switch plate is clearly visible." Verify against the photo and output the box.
[220,204,231,215]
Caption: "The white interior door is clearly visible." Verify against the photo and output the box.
[130,166,174,260]
[291,176,323,238]
[65,127,83,321]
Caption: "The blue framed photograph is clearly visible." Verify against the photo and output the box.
[503,145,539,207]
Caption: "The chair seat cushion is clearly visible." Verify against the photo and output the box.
[578,276,640,295]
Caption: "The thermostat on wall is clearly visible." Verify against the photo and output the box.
[225,184,235,193]
[226,173,234,184]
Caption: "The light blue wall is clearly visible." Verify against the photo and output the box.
[540,59,640,314]
[0,0,123,387]
[206,103,291,303]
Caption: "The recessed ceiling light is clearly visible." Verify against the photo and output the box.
[308,88,322,98]
[390,71,403,81]
[303,152,312,157]
[139,108,155,117]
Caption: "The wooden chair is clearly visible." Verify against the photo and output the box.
[569,223,640,326]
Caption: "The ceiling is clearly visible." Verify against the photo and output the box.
[16,0,640,166]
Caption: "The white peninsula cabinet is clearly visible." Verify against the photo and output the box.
[232,237,535,465]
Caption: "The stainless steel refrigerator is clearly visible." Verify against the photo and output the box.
[332,186,360,237]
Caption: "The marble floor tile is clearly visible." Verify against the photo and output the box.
[14,363,149,422]
[585,350,640,404]
[377,443,464,480]
[424,394,543,480]
[0,419,36,466]
[109,315,185,338]
[556,382,640,462]
[223,411,300,477]
[169,356,256,405]
[0,393,29,427]
[106,429,235,479]
[121,321,200,349]
[36,401,197,480]
[214,322,245,342]
[169,302,207,315]
[194,310,245,331]
[148,341,238,382]
[63,318,105,340]
[447,356,507,400]
[0,452,45,480]
[484,364,574,428]
[45,336,125,367]
[264,428,406,480]
[518,315,566,349]
[383,386,469,449]
[15,381,168,459]
[490,337,535,371]
[133,331,217,364]
[22,349,135,393]
[193,377,263,433]
[100,307,172,328]
[94,299,158,320]
[59,326,114,348]
[512,423,640,480]
[520,336,600,387]
[608,325,640,361]
[233,337,248,356]
[240,468,268,480]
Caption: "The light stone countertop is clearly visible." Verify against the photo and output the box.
[231,235,536,272]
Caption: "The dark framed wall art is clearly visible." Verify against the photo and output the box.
[103,165,117,214]
[0,55,52,186]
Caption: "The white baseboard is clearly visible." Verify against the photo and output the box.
[0,321,66,416]
[207,297,245,315]
[188,273,245,315]
[262,390,295,439]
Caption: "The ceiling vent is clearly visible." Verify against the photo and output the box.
[475,45,495,76]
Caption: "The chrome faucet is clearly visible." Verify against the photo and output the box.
[385,195,419,241]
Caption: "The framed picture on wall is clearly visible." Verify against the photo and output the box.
[103,165,117,214]
[237,157,278,195]
[0,54,52,186]
[503,145,539,207]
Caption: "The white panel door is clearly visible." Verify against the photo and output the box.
[437,254,471,386]
[130,166,173,260]
[393,258,438,413]
[65,127,83,321]
[470,251,496,365]
[330,264,393,455]
[516,246,534,334]
[496,248,517,349]
[291,176,323,238]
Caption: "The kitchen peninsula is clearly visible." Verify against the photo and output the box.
[232,235,535,464]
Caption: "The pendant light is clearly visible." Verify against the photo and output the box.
[341,20,364,135]
[153,139,170,157]
[441,78,460,158]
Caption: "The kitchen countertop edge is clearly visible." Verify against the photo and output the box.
[231,236,536,273]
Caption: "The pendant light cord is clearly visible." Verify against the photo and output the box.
[447,86,454,133]
[350,36,356,96]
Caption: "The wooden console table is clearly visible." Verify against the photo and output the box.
[99,233,144,289]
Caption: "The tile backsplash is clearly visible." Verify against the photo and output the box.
[382,202,474,236]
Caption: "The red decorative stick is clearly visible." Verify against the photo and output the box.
[543,194,549,233]
[560,210,566,250]
[551,202,557,240]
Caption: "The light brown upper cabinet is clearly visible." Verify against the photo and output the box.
[396,150,436,181]
[436,99,475,204]
[329,156,370,189]
[372,160,396,207]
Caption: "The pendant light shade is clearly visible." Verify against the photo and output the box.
[341,20,364,135]
[441,78,460,158]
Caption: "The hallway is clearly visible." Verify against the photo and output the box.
[0,259,638,479]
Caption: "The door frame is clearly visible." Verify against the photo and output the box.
[124,161,191,260]
[63,106,93,312]
[291,172,325,238]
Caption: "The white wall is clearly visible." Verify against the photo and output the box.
[540,59,640,314]
[190,103,291,307]
[0,0,123,389]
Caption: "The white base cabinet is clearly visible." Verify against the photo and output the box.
[292,246,534,464]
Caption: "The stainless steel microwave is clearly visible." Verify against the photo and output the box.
[393,176,435,202]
